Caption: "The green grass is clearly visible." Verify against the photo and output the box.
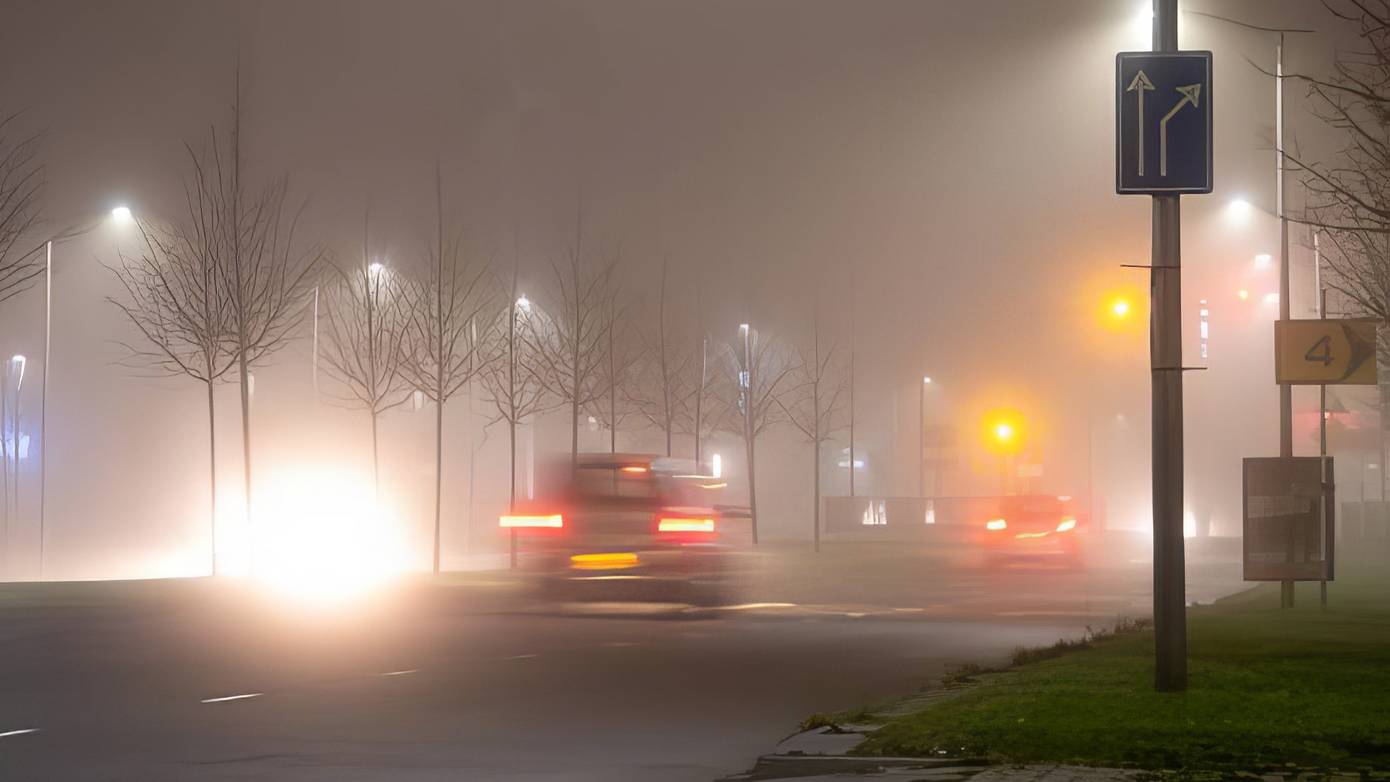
[854,570,1390,773]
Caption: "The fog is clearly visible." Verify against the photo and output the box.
[0,0,1366,580]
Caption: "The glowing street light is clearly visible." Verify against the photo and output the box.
[1264,292,1280,305]
[1254,253,1272,269]
[1111,299,1131,318]
[40,205,136,578]
[1227,198,1253,220]
[1237,289,1250,301]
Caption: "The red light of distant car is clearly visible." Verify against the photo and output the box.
[986,518,1008,531]
[620,465,649,474]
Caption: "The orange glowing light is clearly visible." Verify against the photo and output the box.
[620,465,649,474]
[570,552,640,570]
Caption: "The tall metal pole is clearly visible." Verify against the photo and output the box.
[1276,35,1296,609]
[39,241,50,579]
[1317,231,1328,609]
[1151,0,1188,692]
[918,379,925,498]
[311,285,319,396]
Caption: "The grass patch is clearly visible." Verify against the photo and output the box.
[855,570,1390,773]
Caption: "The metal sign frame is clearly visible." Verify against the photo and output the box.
[1115,51,1214,195]
[1242,456,1335,582]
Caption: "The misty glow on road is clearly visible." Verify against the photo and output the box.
[216,465,406,603]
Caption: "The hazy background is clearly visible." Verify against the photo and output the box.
[0,0,1362,578]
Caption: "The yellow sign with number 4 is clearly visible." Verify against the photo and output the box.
[1274,319,1378,385]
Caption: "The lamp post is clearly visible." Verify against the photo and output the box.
[10,355,26,531]
[919,376,932,498]
[38,205,135,578]
[1188,6,1315,612]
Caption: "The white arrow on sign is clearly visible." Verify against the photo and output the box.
[1126,69,1155,176]
[1159,84,1201,177]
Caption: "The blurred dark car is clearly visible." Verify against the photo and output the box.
[978,494,1083,567]
[500,453,744,605]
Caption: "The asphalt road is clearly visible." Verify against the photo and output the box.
[0,547,1245,781]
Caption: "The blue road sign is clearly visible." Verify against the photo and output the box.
[1115,51,1212,195]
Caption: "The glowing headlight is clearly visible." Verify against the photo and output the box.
[986,518,1007,531]
[1056,518,1076,532]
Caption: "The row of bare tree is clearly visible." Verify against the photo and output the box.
[1,94,863,575]
[112,130,860,567]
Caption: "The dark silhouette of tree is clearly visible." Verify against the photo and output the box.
[478,257,550,567]
[319,210,413,494]
[779,314,848,552]
[107,136,236,574]
[401,168,492,574]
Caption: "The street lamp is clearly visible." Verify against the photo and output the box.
[919,375,933,498]
[39,205,136,578]
[9,355,26,531]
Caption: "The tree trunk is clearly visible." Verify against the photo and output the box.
[508,416,517,569]
[694,336,705,466]
[207,379,218,576]
[848,349,855,497]
[237,353,252,564]
[813,436,821,553]
[371,408,380,499]
[746,428,758,544]
[432,167,445,576]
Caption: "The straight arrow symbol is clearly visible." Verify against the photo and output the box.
[1127,70,1155,176]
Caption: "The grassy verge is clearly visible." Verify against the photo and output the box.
[849,570,1390,773]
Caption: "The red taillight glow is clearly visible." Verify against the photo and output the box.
[986,518,1008,531]
[1056,518,1076,532]
[658,518,715,533]
[620,465,649,474]
[499,514,563,529]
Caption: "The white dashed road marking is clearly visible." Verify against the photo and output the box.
[379,669,420,677]
[200,693,263,704]
[0,728,40,739]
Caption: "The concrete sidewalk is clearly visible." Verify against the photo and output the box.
[717,726,1143,782]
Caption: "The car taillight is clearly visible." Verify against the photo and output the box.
[499,514,564,529]
[655,512,718,543]
[1056,518,1076,532]
[658,517,715,533]
[986,518,1007,531]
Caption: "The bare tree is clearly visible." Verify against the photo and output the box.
[630,260,695,456]
[1285,3,1390,479]
[319,210,413,493]
[1286,4,1390,310]
[479,260,550,568]
[592,284,642,453]
[727,325,796,543]
[218,73,324,532]
[401,168,492,574]
[526,218,616,469]
[779,316,848,552]
[0,112,44,306]
[107,139,237,575]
